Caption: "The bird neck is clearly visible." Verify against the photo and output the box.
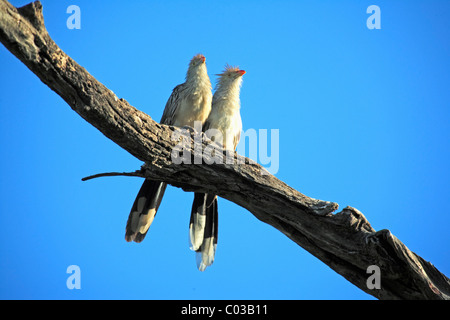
[214,80,242,111]
[186,67,211,92]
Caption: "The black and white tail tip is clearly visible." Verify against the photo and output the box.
[125,180,167,243]
[189,193,218,271]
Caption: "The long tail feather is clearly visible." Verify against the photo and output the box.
[125,179,167,243]
[189,193,207,251]
[193,194,218,271]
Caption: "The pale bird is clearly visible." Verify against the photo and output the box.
[189,65,246,271]
[125,54,212,243]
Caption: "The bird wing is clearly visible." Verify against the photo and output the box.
[160,83,185,125]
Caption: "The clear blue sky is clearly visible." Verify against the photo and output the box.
[1,0,449,299]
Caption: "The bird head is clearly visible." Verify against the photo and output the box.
[215,65,246,89]
[189,54,206,67]
[217,64,246,79]
[186,54,209,84]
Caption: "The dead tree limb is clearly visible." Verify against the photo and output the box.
[1,0,449,300]
[81,170,145,182]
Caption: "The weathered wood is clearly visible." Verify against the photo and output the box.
[1,0,449,300]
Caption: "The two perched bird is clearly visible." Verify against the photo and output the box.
[125,54,245,271]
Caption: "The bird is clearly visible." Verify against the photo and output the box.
[189,65,246,271]
[125,54,213,243]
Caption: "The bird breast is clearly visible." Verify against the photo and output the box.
[173,91,212,128]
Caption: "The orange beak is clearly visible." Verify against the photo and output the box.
[238,70,246,76]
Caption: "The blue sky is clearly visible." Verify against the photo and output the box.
[1,0,449,299]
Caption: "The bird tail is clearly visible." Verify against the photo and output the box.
[125,179,167,243]
[189,193,218,271]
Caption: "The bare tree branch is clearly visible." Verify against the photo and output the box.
[81,170,145,181]
[1,0,449,300]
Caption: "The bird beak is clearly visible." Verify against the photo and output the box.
[238,70,246,76]
[200,55,206,63]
